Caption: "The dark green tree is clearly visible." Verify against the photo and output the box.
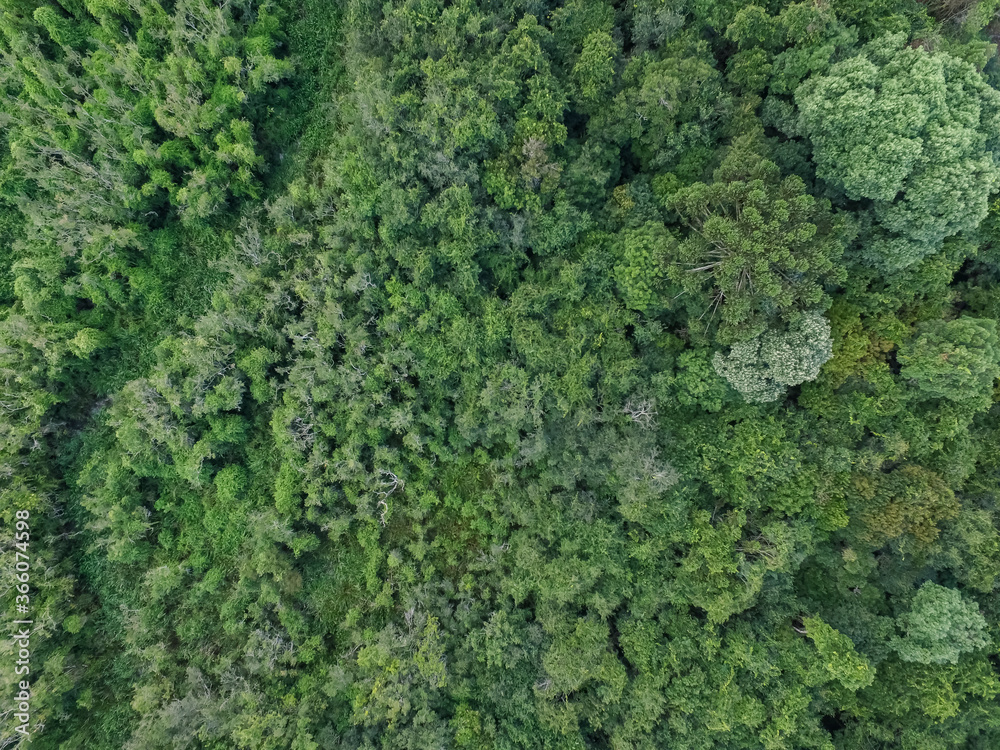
[898,317,1000,409]
[668,135,848,344]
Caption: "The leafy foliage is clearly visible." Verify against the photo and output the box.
[668,134,848,344]
[796,33,1000,269]
[713,311,834,402]
[898,316,1000,408]
[892,582,989,665]
[3,1,1000,749]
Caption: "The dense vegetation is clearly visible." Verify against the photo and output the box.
[5,0,1000,747]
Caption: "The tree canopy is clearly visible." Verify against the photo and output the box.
[3,1,1000,749]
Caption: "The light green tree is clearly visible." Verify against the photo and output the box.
[572,30,616,105]
[712,311,833,402]
[613,220,675,312]
[796,34,1000,270]
[803,616,875,691]
[892,582,989,665]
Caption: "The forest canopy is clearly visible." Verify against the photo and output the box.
[4,0,1000,748]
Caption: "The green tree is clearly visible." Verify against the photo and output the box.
[613,220,674,312]
[898,317,1000,408]
[803,616,875,691]
[596,39,724,171]
[668,135,848,343]
[712,311,833,402]
[892,582,989,665]
[853,464,961,549]
[572,30,616,105]
[796,34,1000,269]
